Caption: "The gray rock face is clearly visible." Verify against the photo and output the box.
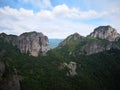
[17,32,49,56]
[82,26,120,55]
[89,25,120,41]
[80,41,113,55]
[0,32,50,56]
[61,61,77,76]
[58,25,120,56]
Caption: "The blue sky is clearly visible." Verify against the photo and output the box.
[0,0,120,38]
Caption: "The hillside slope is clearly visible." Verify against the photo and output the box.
[0,25,120,90]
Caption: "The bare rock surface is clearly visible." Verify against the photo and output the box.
[17,32,49,56]
[0,31,50,56]
[88,25,120,41]
[61,61,77,76]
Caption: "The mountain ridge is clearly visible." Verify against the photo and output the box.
[0,25,120,90]
[57,25,120,56]
[0,31,49,56]
[0,25,120,56]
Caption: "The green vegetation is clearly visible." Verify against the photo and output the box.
[0,39,120,90]
[20,31,38,36]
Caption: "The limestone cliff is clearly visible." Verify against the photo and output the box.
[0,32,50,56]
[17,32,49,56]
[78,40,119,55]
[58,25,120,56]
[88,25,120,41]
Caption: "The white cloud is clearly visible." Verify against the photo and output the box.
[0,4,120,38]
[52,4,112,19]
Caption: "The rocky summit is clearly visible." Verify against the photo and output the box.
[1,25,119,57]
[17,32,49,56]
[57,25,120,55]
[0,31,49,56]
[88,25,120,41]
[59,33,85,47]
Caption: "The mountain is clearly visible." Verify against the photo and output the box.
[59,33,85,47]
[0,36,120,90]
[0,25,120,90]
[49,39,63,49]
[17,32,49,56]
[0,33,18,45]
[57,25,120,56]
[0,31,49,56]
[88,25,120,41]
[57,33,85,55]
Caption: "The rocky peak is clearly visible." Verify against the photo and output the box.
[88,25,120,41]
[17,31,49,56]
[0,31,50,57]
[0,33,18,45]
[66,33,84,41]
[59,33,85,47]
[0,33,7,37]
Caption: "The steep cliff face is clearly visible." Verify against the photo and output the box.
[58,25,120,56]
[0,32,49,56]
[88,25,120,41]
[79,40,117,55]
[17,32,49,56]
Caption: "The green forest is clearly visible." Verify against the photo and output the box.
[0,38,120,90]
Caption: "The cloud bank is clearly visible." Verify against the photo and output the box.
[0,3,120,38]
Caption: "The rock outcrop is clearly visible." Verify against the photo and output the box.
[88,25,120,41]
[17,32,49,56]
[0,62,21,90]
[61,61,77,76]
[0,32,50,56]
[79,41,117,55]
[58,25,120,56]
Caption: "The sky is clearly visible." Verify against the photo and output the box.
[0,0,120,38]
